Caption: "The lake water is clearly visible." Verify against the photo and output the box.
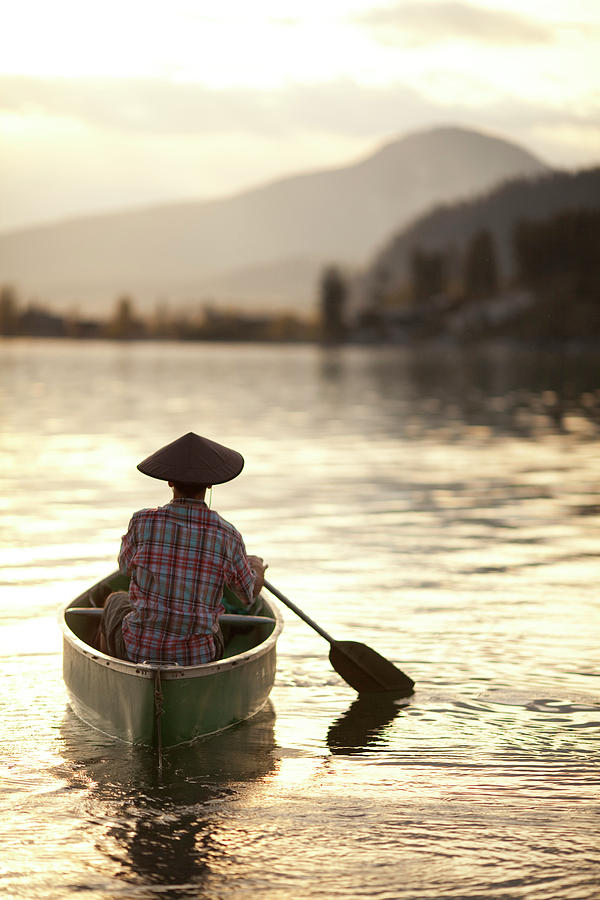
[1,339,599,899]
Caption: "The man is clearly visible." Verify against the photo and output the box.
[99,432,267,665]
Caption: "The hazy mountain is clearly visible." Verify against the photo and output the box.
[0,126,547,314]
[358,166,600,304]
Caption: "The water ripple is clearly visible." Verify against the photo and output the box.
[1,342,599,899]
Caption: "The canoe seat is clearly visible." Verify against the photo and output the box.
[65,608,274,627]
[65,608,103,618]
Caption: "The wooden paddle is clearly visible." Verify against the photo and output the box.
[263,579,414,696]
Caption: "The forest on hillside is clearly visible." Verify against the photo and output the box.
[319,167,600,344]
[363,167,600,283]
[322,204,600,344]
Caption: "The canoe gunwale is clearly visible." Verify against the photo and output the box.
[60,570,284,681]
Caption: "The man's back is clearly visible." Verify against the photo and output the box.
[120,498,254,665]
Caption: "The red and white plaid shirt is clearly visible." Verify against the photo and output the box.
[119,498,255,665]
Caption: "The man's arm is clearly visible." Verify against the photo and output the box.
[227,537,267,607]
[246,555,267,598]
[118,517,137,575]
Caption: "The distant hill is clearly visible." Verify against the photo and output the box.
[0,126,547,315]
[358,167,600,305]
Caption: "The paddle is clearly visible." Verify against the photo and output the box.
[263,579,414,696]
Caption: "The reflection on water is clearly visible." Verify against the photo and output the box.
[0,340,599,900]
[56,705,279,897]
[326,695,408,754]
[358,342,600,438]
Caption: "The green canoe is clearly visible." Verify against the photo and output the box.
[61,570,284,748]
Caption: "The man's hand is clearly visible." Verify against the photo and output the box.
[247,555,268,597]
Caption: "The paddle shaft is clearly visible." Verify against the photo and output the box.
[262,579,337,645]
[263,579,415,696]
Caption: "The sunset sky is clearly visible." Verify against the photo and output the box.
[1,0,598,231]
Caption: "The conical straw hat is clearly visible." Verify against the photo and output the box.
[137,432,244,485]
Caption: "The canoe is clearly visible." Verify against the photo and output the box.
[60,570,284,749]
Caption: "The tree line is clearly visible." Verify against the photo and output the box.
[0,290,317,342]
[320,207,600,342]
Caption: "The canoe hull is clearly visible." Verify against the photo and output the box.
[61,572,283,748]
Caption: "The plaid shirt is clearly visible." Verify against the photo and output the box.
[119,498,255,665]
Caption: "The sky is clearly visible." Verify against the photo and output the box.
[1,0,599,231]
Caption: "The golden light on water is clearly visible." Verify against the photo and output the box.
[0,338,599,898]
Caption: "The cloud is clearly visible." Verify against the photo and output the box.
[358,1,555,46]
[0,75,441,137]
[0,76,278,135]
[0,74,597,149]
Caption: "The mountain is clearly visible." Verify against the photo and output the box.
[358,166,600,305]
[0,126,547,315]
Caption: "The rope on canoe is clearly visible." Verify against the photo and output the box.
[154,666,164,769]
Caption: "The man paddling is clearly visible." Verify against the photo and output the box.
[98,432,267,665]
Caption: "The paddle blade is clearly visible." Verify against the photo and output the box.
[329,641,415,696]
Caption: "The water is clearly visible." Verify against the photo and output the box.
[1,339,599,899]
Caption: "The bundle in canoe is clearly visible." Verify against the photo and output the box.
[60,571,283,748]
